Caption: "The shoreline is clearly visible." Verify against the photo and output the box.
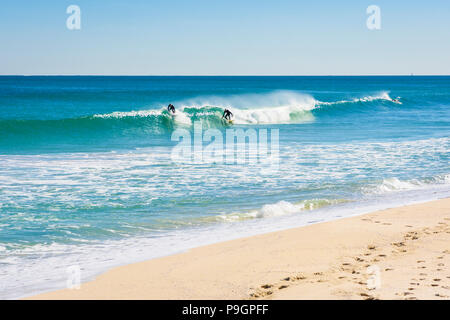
[27,198,450,300]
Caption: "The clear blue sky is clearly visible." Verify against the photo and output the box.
[0,0,449,75]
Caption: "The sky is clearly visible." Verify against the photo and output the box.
[0,0,449,75]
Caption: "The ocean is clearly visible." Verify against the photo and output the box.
[0,76,449,298]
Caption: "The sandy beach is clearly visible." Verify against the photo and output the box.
[28,198,450,300]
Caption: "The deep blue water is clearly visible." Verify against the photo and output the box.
[0,76,449,298]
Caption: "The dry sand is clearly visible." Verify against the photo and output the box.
[28,198,450,300]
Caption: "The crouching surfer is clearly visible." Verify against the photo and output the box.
[222,108,233,124]
[168,104,176,114]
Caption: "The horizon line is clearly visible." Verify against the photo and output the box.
[1,74,450,77]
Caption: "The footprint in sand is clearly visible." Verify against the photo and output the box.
[360,292,374,299]
[392,242,405,247]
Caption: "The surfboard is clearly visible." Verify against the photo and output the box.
[222,119,233,126]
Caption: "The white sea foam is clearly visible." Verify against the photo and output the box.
[93,91,318,125]
[93,109,162,118]
[92,90,398,126]
[374,177,423,193]
[317,91,393,105]
[365,175,450,195]
[178,90,317,124]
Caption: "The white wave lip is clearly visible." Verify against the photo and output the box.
[256,200,303,218]
[366,175,450,195]
[317,91,394,106]
[178,90,317,124]
[215,201,304,222]
[376,177,423,193]
[217,198,347,222]
[254,198,347,218]
[94,108,193,125]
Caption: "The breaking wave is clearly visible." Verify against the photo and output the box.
[0,90,401,145]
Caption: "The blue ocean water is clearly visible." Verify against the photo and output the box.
[0,76,449,298]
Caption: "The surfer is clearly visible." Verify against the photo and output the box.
[222,108,233,121]
[168,104,176,114]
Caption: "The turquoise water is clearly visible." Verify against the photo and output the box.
[0,76,449,298]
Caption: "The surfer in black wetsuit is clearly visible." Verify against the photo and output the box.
[222,108,233,121]
[168,104,176,114]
